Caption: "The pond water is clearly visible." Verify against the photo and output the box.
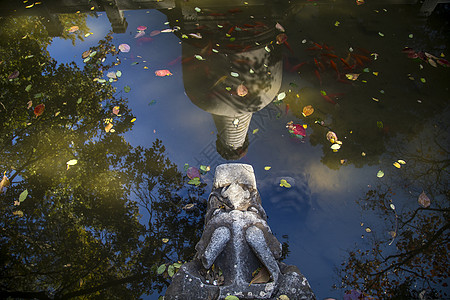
[1,1,449,299]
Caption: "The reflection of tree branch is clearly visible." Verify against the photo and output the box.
[370,222,450,276]
[0,289,52,300]
[399,207,450,230]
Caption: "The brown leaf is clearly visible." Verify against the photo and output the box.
[34,103,45,117]
[249,266,270,285]
[418,191,431,208]
[237,84,248,97]
[82,50,92,59]
[0,172,10,192]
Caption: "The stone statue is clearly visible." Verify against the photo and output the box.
[165,164,315,300]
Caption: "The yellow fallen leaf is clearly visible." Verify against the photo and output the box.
[105,123,113,132]
[372,72,379,76]
[131,118,136,122]
[393,162,401,168]
[162,238,169,243]
[264,166,271,170]
[346,73,360,81]
[397,159,406,165]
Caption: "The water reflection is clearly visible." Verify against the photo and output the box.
[338,112,449,298]
[0,18,206,299]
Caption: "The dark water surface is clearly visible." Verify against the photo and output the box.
[1,1,449,299]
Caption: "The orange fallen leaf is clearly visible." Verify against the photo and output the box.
[236,84,248,97]
[105,123,113,132]
[302,105,314,117]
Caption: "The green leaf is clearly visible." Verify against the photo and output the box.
[19,189,28,202]
[183,163,189,171]
[377,121,383,128]
[225,296,240,300]
[252,128,259,134]
[124,86,131,93]
[280,179,291,188]
[168,265,175,277]
[377,170,384,178]
[77,97,82,104]
[157,264,166,275]
[188,177,201,186]
[172,262,182,268]
[420,77,426,83]
[25,84,32,92]
[116,70,122,77]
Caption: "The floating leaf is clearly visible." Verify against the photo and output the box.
[331,144,341,150]
[8,70,19,79]
[107,71,117,79]
[277,92,286,101]
[168,265,175,277]
[162,238,169,243]
[195,55,205,60]
[66,159,78,166]
[345,73,360,81]
[302,105,314,117]
[155,69,173,76]
[194,7,201,12]
[365,227,372,233]
[188,177,201,186]
[408,33,413,38]
[157,264,166,275]
[0,172,10,192]
[280,179,291,188]
[420,77,426,83]
[230,72,239,77]
[130,118,136,123]
[363,68,370,73]
[105,123,113,132]
[275,22,285,32]
[378,32,384,37]
[137,25,147,31]
[19,189,28,202]
[390,203,396,210]
[225,296,239,300]
[13,210,24,217]
[68,26,79,33]
[182,203,196,210]
[118,43,130,52]
[124,85,131,93]
[334,21,340,27]
[377,121,384,128]
[34,104,45,117]
[276,33,287,44]
[393,162,401,168]
[326,131,338,143]
[418,191,431,208]
[187,167,201,179]
[252,128,259,134]
[112,106,120,115]
[264,166,271,170]
[199,165,210,172]
[397,159,406,165]
[377,170,384,178]
[77,97,82,104]
[116,70,122,77]
[237,84,248,97]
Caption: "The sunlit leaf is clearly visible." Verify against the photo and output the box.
[345,73,360,81]
[124,85,131,93]
[377,170,384,178]
[326,131,338,143]
[155,70,173,77]
[137,25,147,31]
[168,265,175,277]
[230,72,239,77]
[224,296,239,300]
[13,210,24,217]
[264,166,271,170]
[195,55,205,60]
[182,203,196,210]
[331,144,341,150]
[390,203,396,210]
[106,71,117,79]
[280,179,291,188]
[112,106,120,115]
[116,70,122,77]
[252,128,259,134]
[365,228,372,232]
[0,173,10,193]
[66,159,78,166]
[105,123,113,132]
[393,162,401,168]
[162,238,169,243]
[418,191,431,208]
[130,118,136,122]
[19,189,28,202]
[397,159,406,165]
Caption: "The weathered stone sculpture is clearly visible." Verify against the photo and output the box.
[165,164,315,300]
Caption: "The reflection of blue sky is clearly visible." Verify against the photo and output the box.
[46,8,419,300]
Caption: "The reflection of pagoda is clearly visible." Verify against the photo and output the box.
[164,1,284,159]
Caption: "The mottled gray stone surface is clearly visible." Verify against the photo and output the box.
[165,164,315,300]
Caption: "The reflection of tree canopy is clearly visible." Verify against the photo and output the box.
[0,14,206,299]
[338,116,449,298]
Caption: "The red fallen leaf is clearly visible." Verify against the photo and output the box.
[149,30,161,37]
[287,122,306,137]
[236,84,248,97]
[276,33,287,44]
[34,103,45,117]
[155,69,173,77]
[137,25,147,31]
[187,167,200,179]
[112,106,119,115]
[8,70,19,79]
[437,58,450,67]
